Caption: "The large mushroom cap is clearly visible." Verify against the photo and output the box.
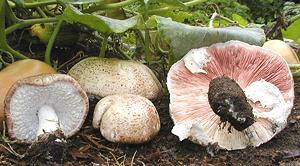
[0,59,56,130]
[93,94,160,144]
[167,40,294,150]
[5,74,88,143]
[68,57,162,100]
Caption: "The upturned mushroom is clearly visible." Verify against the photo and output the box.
[93,94,160,144]
[0,59,56,130]
[263,39,299,64]
[5,74,88,143]
[68,57,162,100]
[167,40,294,150]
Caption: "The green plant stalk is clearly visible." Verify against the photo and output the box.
[0,1,28,60]
[99,35,109,58]
[44,19,63,64]
[9,0,59,8]
[36,7,48,18]
[83,0,138,13]
[143,3,151,62]
[5,17,58,35]
[5,0,20,24]
[148,0,207,14]
[289,64,300,69]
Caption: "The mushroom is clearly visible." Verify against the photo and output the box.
[167,40,294,150]
[68,57,162,100]
[93,94,160,144]
[263,39,299,64]
[5,73,88,143]
[0,59,56,130]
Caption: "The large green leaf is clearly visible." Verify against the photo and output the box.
[61,5,143,34]
[155,16,266,63]
[282,19,300,45]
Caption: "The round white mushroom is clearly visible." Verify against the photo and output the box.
[167,40,294,150]
[93,94,160,144]
[68,57,162,100]
[5,74,89,143]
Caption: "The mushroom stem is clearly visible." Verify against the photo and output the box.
[37,105,59,137]
[208,76,255,131]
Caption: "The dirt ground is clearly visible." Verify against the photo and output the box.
[1,38,300,165]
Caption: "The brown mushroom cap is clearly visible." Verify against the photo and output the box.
[93,94,160,144]
[5,74,88,143]
[0,59,56,130]
[167,40,294,150]
[68,57,162,100]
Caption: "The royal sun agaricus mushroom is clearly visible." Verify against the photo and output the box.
[0,59,56,130]
[68,57,162,100]
[5,74,88,143]
[167,40,294,150]
[93,94,160,144]
[263,39,300,64]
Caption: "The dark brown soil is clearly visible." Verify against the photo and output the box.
[208,76,254,131]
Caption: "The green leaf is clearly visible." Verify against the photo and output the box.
[155,16,266,64]
[232,14,248,26]
[282,19,300,46]
[61,5,143,34]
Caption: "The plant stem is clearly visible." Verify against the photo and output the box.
[44,19,63,65]
[5,17,58,35]
[148,0,207,14]
[0,1,28,59]
[99,35,109,58]
[36,7,48,18]
[83,0,138,13]
[9,0,59,8]
[5,1,20,23]
[289,64,300,69]
[144,3,151,63]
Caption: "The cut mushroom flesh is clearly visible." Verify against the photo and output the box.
[167,40,294,150]
[5,74,89,143]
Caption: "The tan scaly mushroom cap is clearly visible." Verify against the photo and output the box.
[167,40,294,150]
[263,39,300,64]
[5,74,89,143]
[68,57,162,100]
[93,94,160,144]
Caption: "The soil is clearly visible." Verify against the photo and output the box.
[208,76,254,131]
[1,33,300,166]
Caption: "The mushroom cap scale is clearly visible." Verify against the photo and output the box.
[93,94,160,144]
[5,74,89,143]
[167,40,294,150]
[68,57,162,100]
[0,59,56,130]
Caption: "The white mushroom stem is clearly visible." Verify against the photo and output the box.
[36,105,59,137]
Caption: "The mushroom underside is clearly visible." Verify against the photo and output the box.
[168,41,294,150]
[6,80,87,143]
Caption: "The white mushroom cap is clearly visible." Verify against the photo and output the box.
[167,40,294,150]
[93,94,160,144]
[5,74,89,143]
[68,57,162,100]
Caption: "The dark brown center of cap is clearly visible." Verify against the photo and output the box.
[208,76,255,131]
